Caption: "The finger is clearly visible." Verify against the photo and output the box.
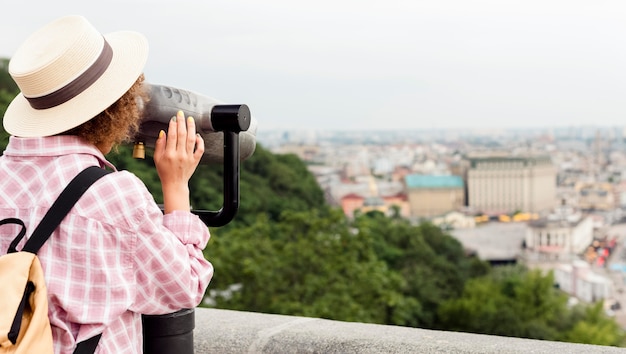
[193,134,205,162]
[165,114,178,152]
[176,110,187,150]
[186,116,198,153]
[154,130,166,160]
[164,116,178,151]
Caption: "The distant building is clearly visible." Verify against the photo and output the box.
[273,144,320,162]
[391,165,412,183]
[360,196,387,215]
[467,155,557,215]
[404,174,464,218]
[554,260,612,303]
[336,178,409,218]
[378,193,410,217]
[431,211,476,230]
[524,212,593,261]
[575,182,615,211]
[340,193,365,218]
[617,181,626,208]
[450,222,527,265]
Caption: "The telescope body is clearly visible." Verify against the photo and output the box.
[135,84,257,163]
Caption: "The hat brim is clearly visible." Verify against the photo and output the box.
[3,30,149,137]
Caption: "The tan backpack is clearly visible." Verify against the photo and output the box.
[0,166,110,354]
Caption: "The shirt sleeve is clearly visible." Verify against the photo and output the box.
[122,176,214,315]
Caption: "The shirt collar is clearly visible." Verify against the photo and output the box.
[3,135,117,170]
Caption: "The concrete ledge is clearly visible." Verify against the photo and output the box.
[194,308,625,353]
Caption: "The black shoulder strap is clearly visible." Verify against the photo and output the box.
[74,333,103,354]
[20,166,111,254]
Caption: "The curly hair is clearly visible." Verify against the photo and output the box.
[64,74,148,149]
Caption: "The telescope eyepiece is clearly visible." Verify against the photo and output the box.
[210,104,251,133]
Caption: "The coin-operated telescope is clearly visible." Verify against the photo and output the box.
[134,83,258,227]
[134,83,257,354]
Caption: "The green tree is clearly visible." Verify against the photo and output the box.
[438,267,561,339]
[0,58,18,151]
[438,265,626,347]
[353,212,489,328]
[207,208,411,324]
[561,302,626,347]
[234,147,326,223]
[0,58,18,93]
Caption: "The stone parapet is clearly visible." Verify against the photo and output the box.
[194,308,624,353]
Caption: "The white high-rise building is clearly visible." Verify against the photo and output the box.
[467,156,557,215]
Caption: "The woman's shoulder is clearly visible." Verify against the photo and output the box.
[104,169,156,203]
[76,168,161,224]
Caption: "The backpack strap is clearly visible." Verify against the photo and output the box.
[3,218,26,253]
[12,166,111,254]
[5,166,110,353]
[74,333,103,354]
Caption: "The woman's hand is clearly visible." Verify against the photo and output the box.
[153,110,205,213]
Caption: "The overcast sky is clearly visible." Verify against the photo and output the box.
[2,0,626,132]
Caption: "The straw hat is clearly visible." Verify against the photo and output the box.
[3,15,149,137]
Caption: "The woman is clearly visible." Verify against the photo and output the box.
[0,15,213,353]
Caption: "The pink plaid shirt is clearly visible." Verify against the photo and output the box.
[0,136,213,354]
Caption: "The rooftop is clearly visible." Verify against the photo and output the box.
[405,174,464,189]
[450,222,528,261]
[468,155,553,168]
